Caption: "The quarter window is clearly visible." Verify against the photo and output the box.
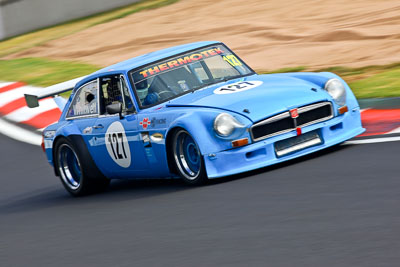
[67,80,98,118]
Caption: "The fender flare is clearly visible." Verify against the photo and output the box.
[53,135,107,180]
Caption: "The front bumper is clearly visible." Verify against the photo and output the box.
[204,106,365,178]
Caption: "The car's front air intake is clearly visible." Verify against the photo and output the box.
[250,102,333,142]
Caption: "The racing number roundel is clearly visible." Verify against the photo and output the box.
[105,121,131,168]
[214,81,263,94]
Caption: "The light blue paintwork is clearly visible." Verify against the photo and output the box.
[43,41,365,180]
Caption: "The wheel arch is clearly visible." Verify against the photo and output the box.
[165,123,211,176]
[52,135,71,177]
[53,134,106,179]
[165,127,182,176]
[165,126,207,184]
[163,110,223,177]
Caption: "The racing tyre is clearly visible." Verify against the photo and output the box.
[172,129,207,185]
[54,138,109,196]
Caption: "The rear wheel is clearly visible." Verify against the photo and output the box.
[55,138,109,196]
[172,129,207,185]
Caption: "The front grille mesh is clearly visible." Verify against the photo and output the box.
[251,117,293,140]
[251,102,333,141]
[296,104,332,126]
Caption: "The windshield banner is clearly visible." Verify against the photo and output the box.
[139,47,225,78]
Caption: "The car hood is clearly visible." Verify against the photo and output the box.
[166,74,331,122]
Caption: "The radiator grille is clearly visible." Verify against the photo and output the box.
[250,102,333,141]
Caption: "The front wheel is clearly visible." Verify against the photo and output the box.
[172,129,207,185]
[55,138,109,196]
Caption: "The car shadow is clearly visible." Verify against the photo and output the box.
[1,144,351,215]
[0,179,192,215]
[207,143,351,185]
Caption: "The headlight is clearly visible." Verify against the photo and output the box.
[324,78,347,106]
[214,113,244,137]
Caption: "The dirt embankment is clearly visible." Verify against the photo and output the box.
[6,0,400,70]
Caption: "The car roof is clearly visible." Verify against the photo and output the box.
[76,41,221,87]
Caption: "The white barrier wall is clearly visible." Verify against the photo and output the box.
[0,0,139,40]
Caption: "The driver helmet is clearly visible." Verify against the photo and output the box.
[135,80,149,102]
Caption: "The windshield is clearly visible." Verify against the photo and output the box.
[129,44,254,108]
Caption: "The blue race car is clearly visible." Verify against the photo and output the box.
[25,41,365,196]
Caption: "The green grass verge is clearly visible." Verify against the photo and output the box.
[0,0,179,58]
[1,57,399,99]
[0,58,99,87]
[260,63,400,99]
[347,68,400,98]
[266,66,307,74]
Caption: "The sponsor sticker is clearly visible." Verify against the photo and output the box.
[44,139,53,149]
[83,126,92,134]
[140,117,151,129]
[213,81,263,94]
[150,117,166,128]
[139,47,224,79]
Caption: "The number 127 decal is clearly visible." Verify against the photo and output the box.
[214,80,263,95]
[105,121,131,168]
[223,55,242,67]
[107,133,127,160]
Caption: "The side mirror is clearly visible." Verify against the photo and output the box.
[106,103,123,119]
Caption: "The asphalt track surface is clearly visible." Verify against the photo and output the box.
[1,133,400,267]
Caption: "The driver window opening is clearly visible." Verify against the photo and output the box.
[99,75,134,115]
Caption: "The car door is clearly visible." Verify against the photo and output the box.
[89,74,148,178]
